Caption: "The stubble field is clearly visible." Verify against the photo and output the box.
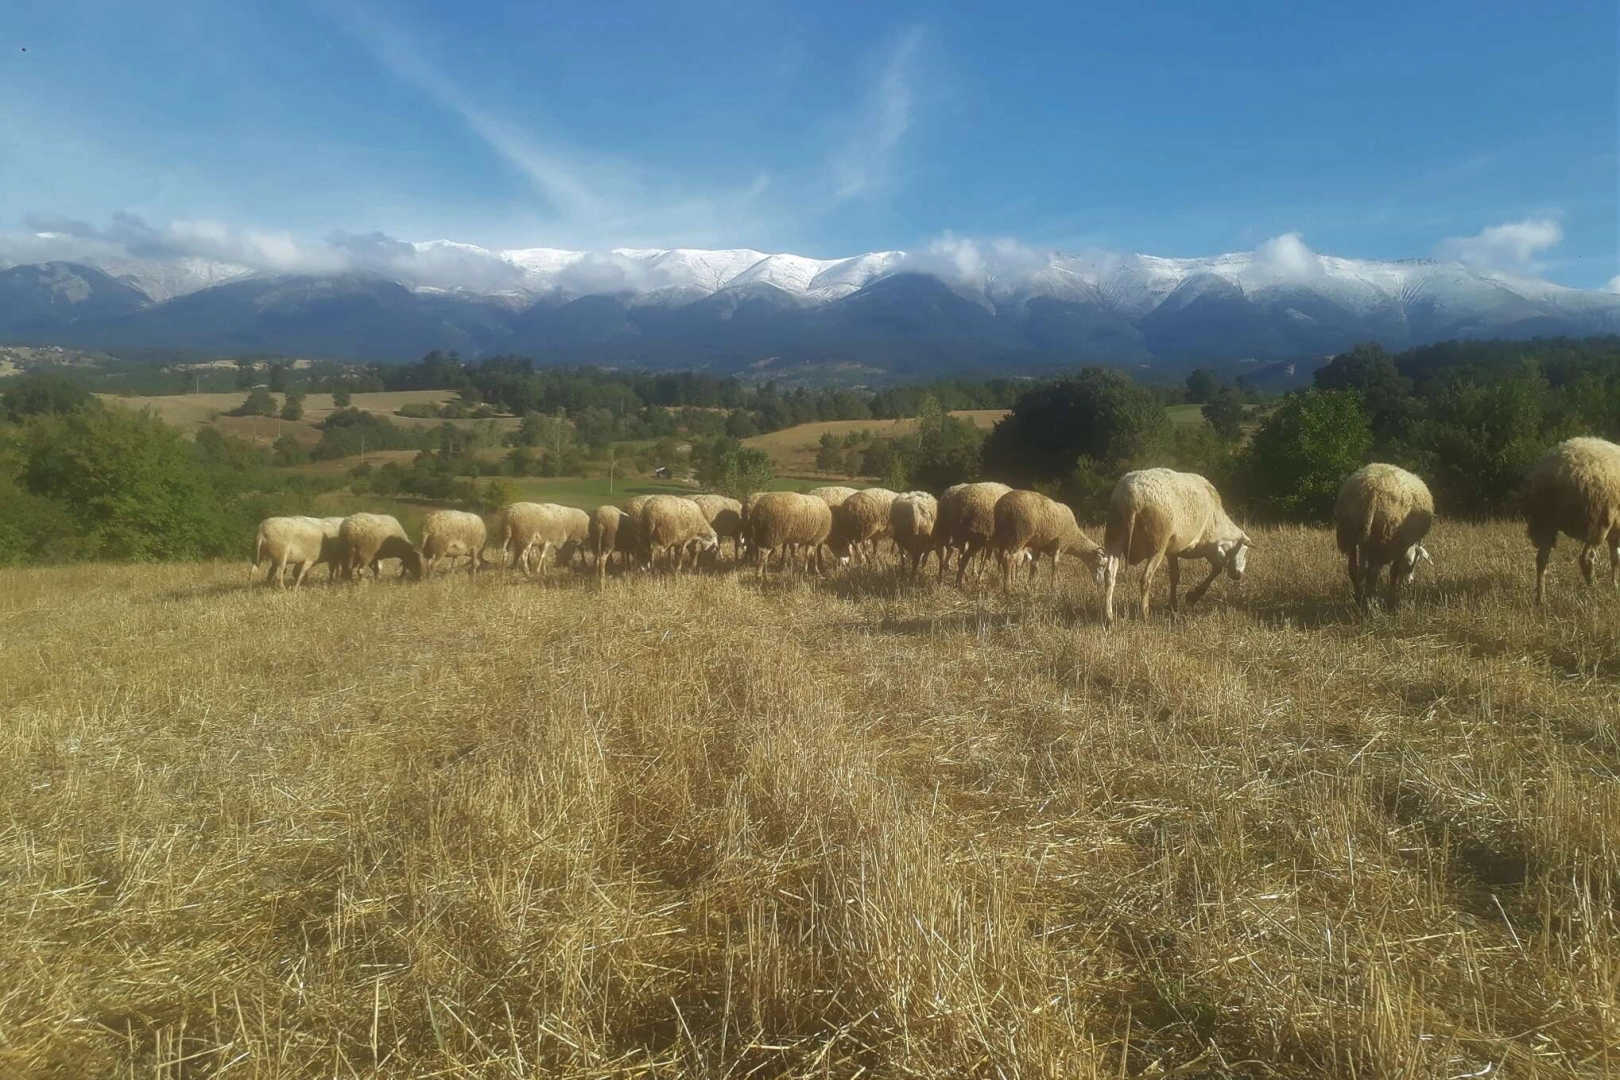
[2,520,1618,1077]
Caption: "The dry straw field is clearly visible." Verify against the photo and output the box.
[3,520,1619,1077]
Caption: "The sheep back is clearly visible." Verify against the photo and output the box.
[1334,464,1433,560]
[1526,437,1620,546]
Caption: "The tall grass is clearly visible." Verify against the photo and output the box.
[1,520,1617,1077]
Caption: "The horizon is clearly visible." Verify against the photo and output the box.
[3,1,1616,292]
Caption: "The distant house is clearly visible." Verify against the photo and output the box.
[653,465,672,479]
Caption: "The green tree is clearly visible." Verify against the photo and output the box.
[697,444,774,499]
[1,373,93,422]
[332,387,353,409]
[234,359,257,390]
[1313,342,1416,444]
[23,406,236,560]
[1185,368,1221,403]
[1408,364,1564,516]
[1243,390,1373,522]
[815,432,844,473]
[280,390,305,422]
[1202,387,1246,441]
[266,362,292,394]
[232,388,278,418]
[910,395,984,491]
[271,434,307,465]
[981,368,1169,486]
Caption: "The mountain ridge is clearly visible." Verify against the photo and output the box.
[2,242,1616,374]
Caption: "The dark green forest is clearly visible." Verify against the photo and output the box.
[1,336,1617,564]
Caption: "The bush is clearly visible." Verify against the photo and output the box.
[231,389,279,418]
[981,368,1168,486]
[22,406,240,560]
[332,388,352,409]
[280,391,305,422]
[1243,391,1373,522]
[2,372,93,422]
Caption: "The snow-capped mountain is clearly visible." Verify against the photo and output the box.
[3,240,1617,375]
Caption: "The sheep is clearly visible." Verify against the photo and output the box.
[1526,436,1620,604]
[555,505,592,569]
[251,515,345,589]
[496,502,578,578]
[638,495,720,571]
[1101,468,1252,626]
[992,490,1104,590]
[936,481,1013,585]
[808,485,859,508]
[889,491,939,581]
[689,494,745,560]
[338,513,423,582]
[1334,464,1434,611]
[614,495,657,567]
[418,509,488,578]
[830,487,899,564]
[747,491,834,580]
[589,505,630,579]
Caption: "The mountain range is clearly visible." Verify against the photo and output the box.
[2,241,1617,377]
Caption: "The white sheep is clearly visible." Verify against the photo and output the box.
[1334,464,1434,611]
[992,490,1104,590]
[338,513,423,582]
[251,515,345,589]
[419,509,488,578]
[937,482,1013,585]
[1101,468,1252,625]
[638,495,720,571]
[747,491,834,580]
[889,491,939,581]
[1526,436,1620,604]
[589,505,630,579]
[496,502,578,578]
[689,494,745,560]
[830,487,899,564]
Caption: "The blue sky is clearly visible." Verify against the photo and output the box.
[2,0,1616,286]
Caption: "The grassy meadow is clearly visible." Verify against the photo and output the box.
[3,520,1619,1077]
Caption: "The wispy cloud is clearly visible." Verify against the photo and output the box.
[1607,275,1620,295]
[828,26,925,202]
[1436,217,1564,274]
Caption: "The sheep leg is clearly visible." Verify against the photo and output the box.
[1345,547,1362,607]
[270,558,288,589]
[1535,544,1553,604]
[1578,544,1597,587]
[1610,537,1619,589]
[1136,553,1166,621]
[1184,559,1224,608]
[1102,555,1122,626]
[1386,560,1404,611]
[1165,556,1180,611]
[292,560,312,589]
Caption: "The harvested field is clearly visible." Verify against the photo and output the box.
[1,519,1617,1076]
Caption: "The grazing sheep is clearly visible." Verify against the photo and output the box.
[889,491,939,581]
[252,515,345,589]
[496,502,579,578]
[1334,464,1434,611]
[937,482,1013,585]
[638,495,720,571]
[1101,469,1252,626]
[830,487,899,564]
[610,495,657,568]
[589,505,630,579]
[419,509,488,578]
[690,494,745,560]
[993,490,1104,590]
[747,491,834,580]
[1526,436,1620,604]
[808,486,859,508]
[555,505,592,569]
[338,513,423,582]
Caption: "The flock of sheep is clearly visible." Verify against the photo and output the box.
[252,436,1620,621]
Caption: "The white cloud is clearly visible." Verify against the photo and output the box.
[828,26,924,202]
[1253,232,1323,278]
[902,233,1053,290]
[1436,217,1564,273]
[1606,275,1620,294]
